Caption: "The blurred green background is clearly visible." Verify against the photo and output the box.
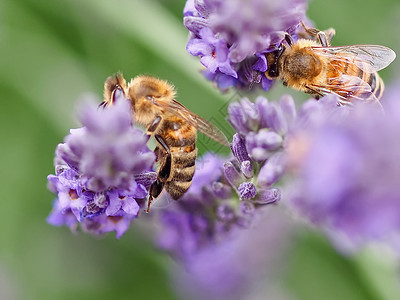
[0,0,399,299]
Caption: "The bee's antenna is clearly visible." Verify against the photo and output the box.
[98,101,106,109]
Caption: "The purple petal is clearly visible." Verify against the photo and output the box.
[122,197,140,215]
[258,153,285,187]
[254,188,281,204]
[240,160,254,179]
[223,161,242,187]
[105,191,122,216]
[231,133,251,164]
[187,38,213,56]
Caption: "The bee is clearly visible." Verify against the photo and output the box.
[265,22,396,104]
[101,74,230,212]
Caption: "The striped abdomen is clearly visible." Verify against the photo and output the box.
[165,143,197,200]
[158,116,197,200]
[327,59,384,102]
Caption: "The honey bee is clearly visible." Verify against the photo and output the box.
[101,74,230,212]
[265,22,396,104]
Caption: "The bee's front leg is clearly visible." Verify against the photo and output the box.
[147,180,164,213]
[147,116,162,135]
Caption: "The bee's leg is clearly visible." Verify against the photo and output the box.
[317,32,330,47]
[284,33,295,47]
[147,180,164,213]
[300,21,335,46]
[323,28,336,45]
[147,116,162,135]
[155,147,172,181]
[305,85,324,99]
[154,135,171,155]
[146,135,172,213]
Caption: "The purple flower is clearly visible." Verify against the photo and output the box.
[187,28,237,78]
[169,208,295,300]
[285,88,400,253]
[227,95,295,192]
[57,100,155,192]
[156,105,290,260]
[47,99,157,238]
[157,150,280,261]
[183,0,309,90]
[158,153,233,260]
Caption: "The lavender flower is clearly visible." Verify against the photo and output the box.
[285,89,400,253]
[47,99,156,238]
[157,149,281,260]
[158,153,234,260]
[169,208,295,300]
[184,0,309,90]
[228,95,296,190]
[157,96,299,260]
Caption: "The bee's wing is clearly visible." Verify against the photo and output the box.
[312,45,396,73]
[310,74,379,104]
[152,98,230,147]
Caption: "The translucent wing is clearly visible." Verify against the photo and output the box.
[309,74,378,104]
[312,45,396,73]
[150,97,230,147]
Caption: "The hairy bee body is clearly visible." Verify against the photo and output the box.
[102,74,229,211]
[266,25,395,104]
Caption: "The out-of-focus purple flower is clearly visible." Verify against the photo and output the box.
[169,208,295,300]
[158,153,234,260]
[47,99,156,238]
[285,87,400,253]
[183,0,309,90]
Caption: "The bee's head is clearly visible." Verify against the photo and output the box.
[101,73,127,108]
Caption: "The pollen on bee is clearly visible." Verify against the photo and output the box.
[184,145,194,152]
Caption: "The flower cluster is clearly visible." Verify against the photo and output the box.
[228,94,297,188]
[47,97,156,238]
[157,153,258,261]
[285,90,400,253]
[157,95,301,261]
[156,94,346,262]
[158,90,400,258]
[183,0,309,90]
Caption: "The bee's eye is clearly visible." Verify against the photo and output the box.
[268,64,279,78]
